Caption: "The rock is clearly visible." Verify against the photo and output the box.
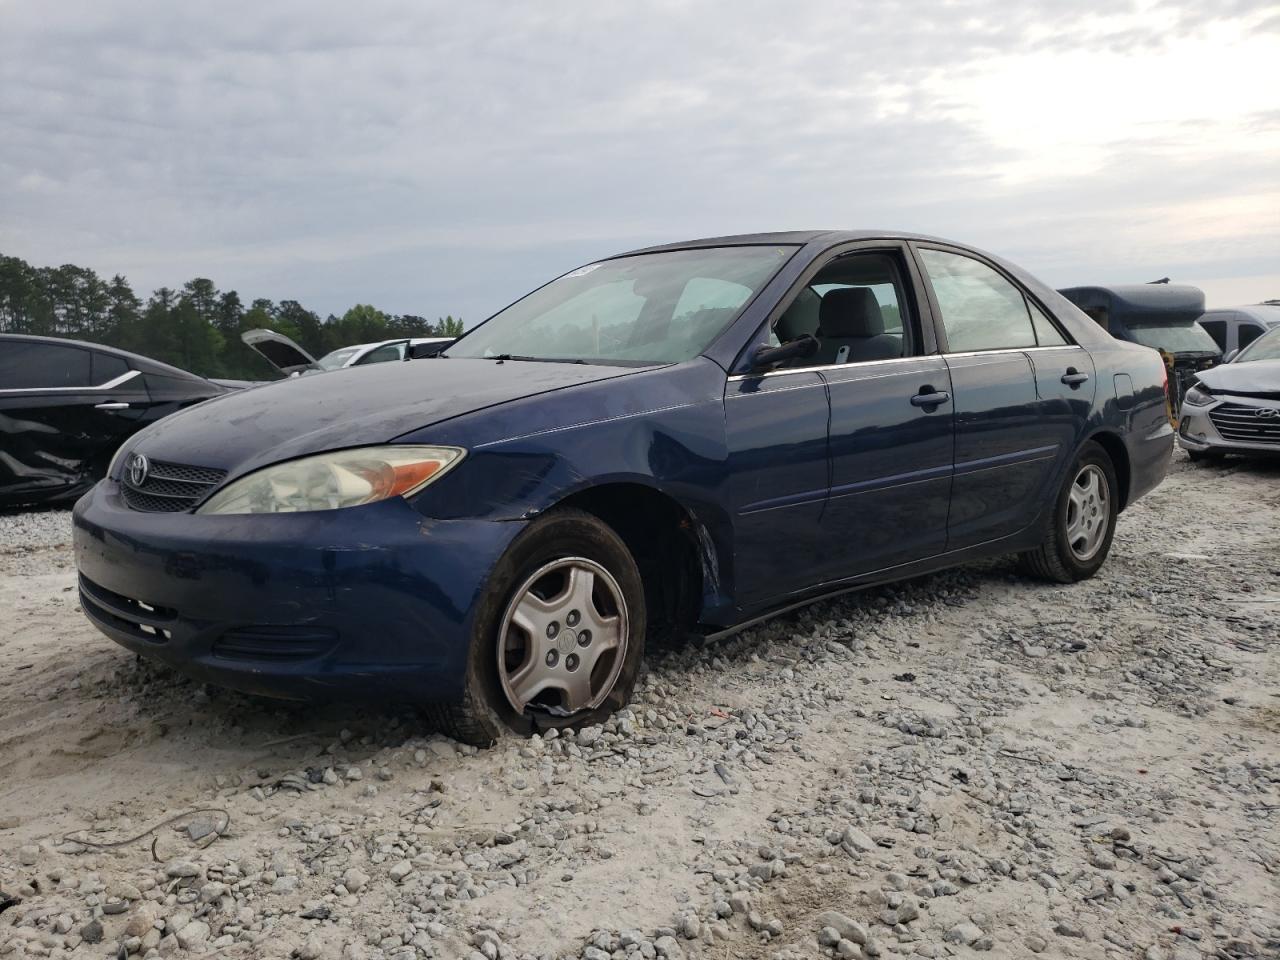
[841,826,877,853]
[80,919,104,943]
[817,912,869,945]
[1025,934,1048,953]
[819,926,842,947]
[17,844,39,866]
[577,725,603,747]
[177,920,210,948]
[388,860,413,881]
[836,941,864,959]
[164,859,202,878]
[680,914,700,939]
[342,867,370,893]
[1054,921,1086,939]
[654,935,683,959]
[944,923,984,945]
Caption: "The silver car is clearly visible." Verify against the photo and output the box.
[1178,324,1280,462]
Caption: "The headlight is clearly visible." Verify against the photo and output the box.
[1183,386,1215,407]
[196,446,464,515]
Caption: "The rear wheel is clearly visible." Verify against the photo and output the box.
[428,508,645,745]
[1018,441,1118,583]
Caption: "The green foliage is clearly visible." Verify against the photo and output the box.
[0,252,464,379]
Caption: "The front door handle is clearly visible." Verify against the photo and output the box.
[1061,368,1090,387]
[94,401,130,410]
[910,390,951,408]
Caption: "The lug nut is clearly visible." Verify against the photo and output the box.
[577,629,591,646]
[546,621,559,638]
[566,610,580,627]
[545,650,558,667]
[565,654,579,671]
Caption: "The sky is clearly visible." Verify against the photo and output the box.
[2,0,1277,324]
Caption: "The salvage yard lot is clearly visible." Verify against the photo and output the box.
[1,452,1277,960]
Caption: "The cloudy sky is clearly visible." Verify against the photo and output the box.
[2,0,1277,323]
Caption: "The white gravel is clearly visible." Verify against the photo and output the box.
[1,451,1278,960]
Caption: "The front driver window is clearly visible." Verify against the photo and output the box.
[773,253,911,366]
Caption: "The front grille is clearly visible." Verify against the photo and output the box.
[212,626,338,662]
[1209,402,1280,445]
[123,459,227,512]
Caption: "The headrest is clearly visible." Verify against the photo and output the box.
[818,287,885,338]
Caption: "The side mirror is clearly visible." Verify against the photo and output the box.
[406,340,455,360]
[1223,348,1239,363]
[750,335,818,371]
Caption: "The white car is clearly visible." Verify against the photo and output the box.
[1196,303,1280,361]
[242,330,454,376]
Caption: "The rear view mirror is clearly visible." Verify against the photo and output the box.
[751,335,818,371]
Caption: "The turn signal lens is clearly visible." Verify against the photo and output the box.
[196,446,464,515]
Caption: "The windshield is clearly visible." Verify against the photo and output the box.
[1235,326,1280,363]
[1126,321,1220,354]
[317,347,360,370]
[445,245,797,364]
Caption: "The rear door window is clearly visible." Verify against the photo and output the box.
[0,341,93,389]
[1028,300,1069,347]
[918,249,1037,352]
[1198,319,1227,350]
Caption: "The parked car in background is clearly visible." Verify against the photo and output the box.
[74,231,1173,743]
[1196,303,1280,360]
[242,329,454,376]
[1179,323,1280,463]
[0,334,240,508]
[1058,284,1221,408]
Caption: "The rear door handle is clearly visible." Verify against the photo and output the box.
[94,401,130,410]
[910,390,951,408]
[1061,369,1090,386]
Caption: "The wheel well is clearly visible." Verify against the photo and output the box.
[1088,431,1131,511]
[553,484,703,644]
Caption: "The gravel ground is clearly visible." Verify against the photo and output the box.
[1,450,1278,960]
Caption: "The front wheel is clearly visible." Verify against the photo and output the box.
[1018,441,1119,583]
[1186,448,1224,464]
[428,508,645,745]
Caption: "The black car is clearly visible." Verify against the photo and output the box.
[0,334,239,508]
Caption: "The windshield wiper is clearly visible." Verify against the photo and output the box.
[487,354,586,364]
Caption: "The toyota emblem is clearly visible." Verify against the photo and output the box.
[1255,408,1279,420]
[127,453,150,487]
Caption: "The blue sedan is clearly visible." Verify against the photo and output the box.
[73,231,1173,742]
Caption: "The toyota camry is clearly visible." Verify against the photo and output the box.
[73,231,1174,743]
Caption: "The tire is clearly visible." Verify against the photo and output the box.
[1186,449,1223,464]
[427,508,646,745]
[1018,441,1119,584]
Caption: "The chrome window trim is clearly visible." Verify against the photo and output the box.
[725,345,1082,381]
[0,369,142,394]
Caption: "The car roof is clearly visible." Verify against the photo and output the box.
[1201,304,1280,325]
[0,332,214,382]
[613,229,956,257]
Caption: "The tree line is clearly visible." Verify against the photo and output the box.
[0,252,464,379]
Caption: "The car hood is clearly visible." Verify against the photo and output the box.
[127,358,640,478]
[241,328,319,374]
[1197,358,1280,394]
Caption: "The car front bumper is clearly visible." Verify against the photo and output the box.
[72,481,524,703]
[1178,396,1280,457]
